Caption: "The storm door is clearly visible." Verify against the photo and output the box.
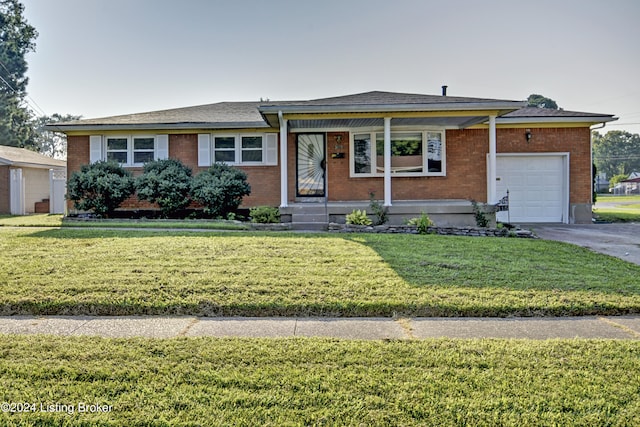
[296,134,326,197]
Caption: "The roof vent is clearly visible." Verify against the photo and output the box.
[441,85,448,96]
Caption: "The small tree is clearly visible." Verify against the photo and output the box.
[135,158,193,217]
[609,173,629,189]
[191,163,251,218]
[67,161,135,217]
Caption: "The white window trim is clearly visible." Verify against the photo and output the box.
[349,130,446,178]
[132,135,156,166]
[206,133,278,166]
[213,134,238,164]
[96,135,168,166]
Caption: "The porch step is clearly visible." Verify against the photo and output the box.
[290,222,329,231]
[288,204,329,230]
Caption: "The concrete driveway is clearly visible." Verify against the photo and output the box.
[527,223,640,265]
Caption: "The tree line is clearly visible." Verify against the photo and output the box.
[0,0,78,158]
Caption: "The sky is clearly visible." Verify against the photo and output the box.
[18,0,640,135]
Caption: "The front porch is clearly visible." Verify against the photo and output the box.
[280,200,493,230]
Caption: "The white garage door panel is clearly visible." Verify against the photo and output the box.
[496,155,565,223]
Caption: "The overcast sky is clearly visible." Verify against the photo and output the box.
[20,0,640,135]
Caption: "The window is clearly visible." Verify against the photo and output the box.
[214,136,236,163]
[241,136,263,163]
[133,137,155,164]
[106,137,128,163]
[351,130,445,177]
[97,135,167,166]
[200,133,277,167]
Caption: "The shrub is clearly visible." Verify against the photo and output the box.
[346,209,372,226]
[191,163,251,218]
[67,161,135,217]
[369,192,388,225]
[406,212,434,234]
[471,200,490,228]
[135,159,193,218]
[250,206,280,223]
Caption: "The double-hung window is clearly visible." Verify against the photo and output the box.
[214,136,236,163]
[199,133,277,167]
[351,130,445,177]
[93,135,168,166]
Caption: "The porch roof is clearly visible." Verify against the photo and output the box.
[260,91,526,130]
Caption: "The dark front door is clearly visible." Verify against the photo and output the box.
[296,134,326,197]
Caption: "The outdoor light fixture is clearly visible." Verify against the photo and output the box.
[525,130,532,142]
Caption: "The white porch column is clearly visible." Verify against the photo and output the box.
[488,114,497,204]
[278,111,288,208]
[383,117,392,206]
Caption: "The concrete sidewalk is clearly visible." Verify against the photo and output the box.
[1,316,639,340]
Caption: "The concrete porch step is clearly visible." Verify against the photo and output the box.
[291,213,328,224]
[290,222,329,231]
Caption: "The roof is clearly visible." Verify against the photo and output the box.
[0,145,66,169]
[497,106,617,124]
[48,102,270,131]
[46,91,616,132]
[622,177,640,183]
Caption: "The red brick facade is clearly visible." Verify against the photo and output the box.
[65,126,591,212]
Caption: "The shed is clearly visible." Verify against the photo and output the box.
[0,145,67,215]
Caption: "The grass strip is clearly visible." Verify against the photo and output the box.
[0,336,638,426]
[1,228,639,317]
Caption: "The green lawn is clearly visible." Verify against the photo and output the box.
[1,228,639,317]
[594,195,640,222]
[0,336,638,426]
[0,214,249,230]
[0,214,63,227]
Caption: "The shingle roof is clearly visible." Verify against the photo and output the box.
[502,106,615,119]
[0,145,66,168]
[53,102,270,130]
[47,91,615,131]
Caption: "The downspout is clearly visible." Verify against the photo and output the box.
[488,115,497,204]
[278,111,288,208]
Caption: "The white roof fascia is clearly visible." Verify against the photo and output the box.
[495,116,618,124]
[46,122,273,132]
[260,102,526,114]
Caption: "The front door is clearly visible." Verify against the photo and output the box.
[296,134,326,197]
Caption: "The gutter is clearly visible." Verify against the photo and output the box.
[259,101,526,115]
[44,121,273,132]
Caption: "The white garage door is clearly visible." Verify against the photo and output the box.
[496,155,567,223]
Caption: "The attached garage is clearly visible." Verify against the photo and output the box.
[495,154,569,223]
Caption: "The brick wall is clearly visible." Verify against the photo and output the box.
[496,127,592,204]
[325,127,591,204]
[65,126,592,210]
[66,133,281,211]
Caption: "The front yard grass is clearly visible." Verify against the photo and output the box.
[594,195,640,222]
[0,336,638,426]
[1,228,639,317]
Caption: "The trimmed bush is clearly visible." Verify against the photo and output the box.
[250,206,281,223]
[135,159,193,218]
[67,161,135,217]
[191,163,251,218]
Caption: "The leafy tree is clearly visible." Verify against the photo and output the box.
[135,158,193,218]
[67,161,135,217]
[593,130,640,178]
[527,94,559,110]
[191,163,251,218]
[609,174,629,189]
[0,0,38,149]
[32,113,81,158]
